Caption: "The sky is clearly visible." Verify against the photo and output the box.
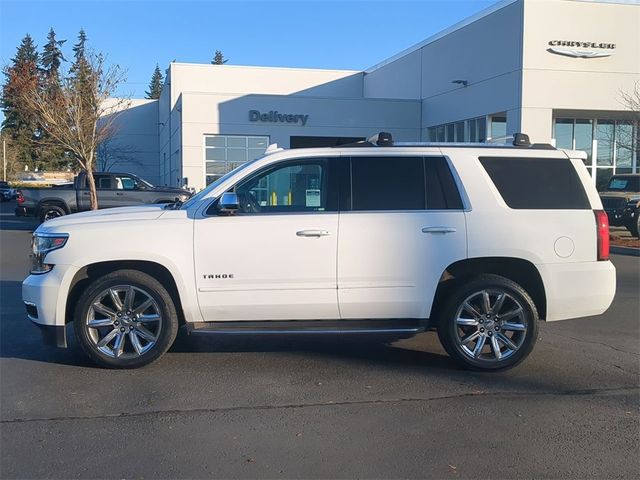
[1,0,496,99]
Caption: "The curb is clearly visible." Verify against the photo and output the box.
[611,245,640,257]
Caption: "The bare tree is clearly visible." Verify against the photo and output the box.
[616,81,640,163]
[19,53,129,209]
[96,137,142,172]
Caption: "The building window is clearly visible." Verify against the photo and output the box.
[490,116,507,140]
[553,118,638,189]
[427,116,488,143]
[204,135,269,185]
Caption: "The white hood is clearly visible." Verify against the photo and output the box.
[36,205,167,232]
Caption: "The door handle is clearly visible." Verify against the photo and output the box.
[116,192,124,196]
[422,226,457,234]
[296,230,331,237]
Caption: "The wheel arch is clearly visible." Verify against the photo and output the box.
[65,260,186,326]
[431,257,547,321]
[38,198,70,214]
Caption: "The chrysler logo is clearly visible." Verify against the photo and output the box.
[547,40,615,59]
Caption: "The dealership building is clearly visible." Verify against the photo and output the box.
[112,0,640,191]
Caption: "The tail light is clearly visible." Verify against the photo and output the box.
[594,210,610,261]
[16,190,24,205]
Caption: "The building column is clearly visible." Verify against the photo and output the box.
[507,108,553,144]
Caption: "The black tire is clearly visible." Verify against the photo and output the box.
[73,269,179,368]
[40,204,66,222]
[436,274,539,371]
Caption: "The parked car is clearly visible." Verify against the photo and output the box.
[0,181,16,201]
[598,173,640,237]
[15,171,192,222]
[23,132,615,370]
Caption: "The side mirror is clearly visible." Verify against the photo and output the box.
[218,192,240,215]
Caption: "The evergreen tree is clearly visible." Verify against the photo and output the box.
[40,29,67,169]
[1,34,40,170]
[72,28,87,63]
[70,29,93,108]
[70,29,91,83]
[211,50,228,65]
[41,28,66,82]
[145,64,163,99]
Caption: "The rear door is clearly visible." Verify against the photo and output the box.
[77,174,118,210]
[337,154,467,319]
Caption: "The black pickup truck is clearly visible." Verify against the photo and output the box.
[15,171,192,222]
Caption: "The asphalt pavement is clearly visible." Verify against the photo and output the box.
[0,200,638,479]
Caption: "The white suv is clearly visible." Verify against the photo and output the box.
[23,133,616,370]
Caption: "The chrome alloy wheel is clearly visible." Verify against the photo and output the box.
[43,210,63,221]
[85,285,162,358]
[454,289,528,362]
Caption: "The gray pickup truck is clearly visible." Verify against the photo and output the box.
[15,171,192,222]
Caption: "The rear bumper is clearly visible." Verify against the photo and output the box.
[538,261,616,321]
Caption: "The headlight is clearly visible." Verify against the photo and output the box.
[31,233,69,274]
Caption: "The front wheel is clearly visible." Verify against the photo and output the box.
[73,269,179,368]
[437,274,539,371]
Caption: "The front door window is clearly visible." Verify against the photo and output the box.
[234,160,330,214]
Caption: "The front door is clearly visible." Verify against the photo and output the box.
[337,155,468,319]
[194,157,340,321]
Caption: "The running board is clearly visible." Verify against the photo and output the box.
[186,319,426,336]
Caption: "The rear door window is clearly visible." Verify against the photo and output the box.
[425,157,464,210]
[350,156,425,211]
[479,157,590,209]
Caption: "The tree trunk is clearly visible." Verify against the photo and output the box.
[85,169,99,210]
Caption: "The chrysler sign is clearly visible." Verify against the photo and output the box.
[547,40,616,59]
[249,110,309,126]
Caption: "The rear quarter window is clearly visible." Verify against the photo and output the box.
[479,157,590,209]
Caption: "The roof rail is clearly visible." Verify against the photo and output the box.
[337,132,556,150]
[264,143,284,155]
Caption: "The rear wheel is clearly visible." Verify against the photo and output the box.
[73,269,179,368]
[40,204,66,222]
[437,274,538,371]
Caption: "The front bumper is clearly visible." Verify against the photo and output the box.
[604,208,625,226]
[621,207,637,225]
[22,264,78,348]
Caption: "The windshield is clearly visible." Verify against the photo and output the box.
[605,176,640,192]
[138,177,154,188]
[180,159,259,209]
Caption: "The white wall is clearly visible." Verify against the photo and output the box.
[364,50,423,99]
[363,0,525,135]
[100,98,160,185]
[169,63,363,109]
[178,91,421,190]
[518,0,640,142]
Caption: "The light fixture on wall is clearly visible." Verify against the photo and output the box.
[452,79,468,87]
